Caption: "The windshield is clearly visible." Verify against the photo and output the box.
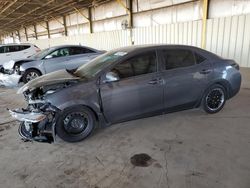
[29,48,50,59]
[74,50,127,78]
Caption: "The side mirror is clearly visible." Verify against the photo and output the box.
[44,55,53,59]
[104,71,120,83]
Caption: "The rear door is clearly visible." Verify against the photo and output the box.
[10,45,31,59]
[18,45,34,57]
[159,48,211,110]
[100,50,164,123]
[43,47,71,73]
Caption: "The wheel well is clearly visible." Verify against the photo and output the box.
[197,80,231,107]
[213,81,231,99]
[25,68,42,75]
[83,105,99,121]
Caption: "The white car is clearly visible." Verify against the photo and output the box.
[0,43,40,66]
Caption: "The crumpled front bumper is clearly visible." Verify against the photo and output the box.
[9,109,46,123]
[9,108,56,143]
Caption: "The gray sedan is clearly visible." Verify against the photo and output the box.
[1,45,104,83]
[9,45,241,143]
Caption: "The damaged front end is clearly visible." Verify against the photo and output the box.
[9,87,62,143]
[8,69,81,143]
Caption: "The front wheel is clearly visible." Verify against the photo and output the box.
[22,69,41,83]
[56,106,96,142]
[202,84,226,114]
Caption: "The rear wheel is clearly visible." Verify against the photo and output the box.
[56,106,96,142]
[202,84,226,114]
[23,69,41,83]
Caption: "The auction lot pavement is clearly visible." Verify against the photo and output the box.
[0,69,250,188]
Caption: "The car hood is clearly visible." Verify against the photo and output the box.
[17,69,80,94]
[3,58,36,70]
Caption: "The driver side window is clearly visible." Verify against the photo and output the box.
[48,48,70,58]
[111,51,157,80]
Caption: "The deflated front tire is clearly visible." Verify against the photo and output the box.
[56,105,96,142]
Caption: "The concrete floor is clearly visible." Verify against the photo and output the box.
[0,69,250,188]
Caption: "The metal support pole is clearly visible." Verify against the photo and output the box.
[201,0,209,49]
[34,25,38,39]
[17,30,21,42]
[88,7,93,33]
[24,27,28,41]
[116,0,134,45]
[46,21,50,39]
[63,16,68,36]
[12,32,15,43]
[128,0,133,28]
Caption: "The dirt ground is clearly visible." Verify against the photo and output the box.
[0,69,250,188]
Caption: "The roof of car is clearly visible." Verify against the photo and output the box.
[49,44,91,49]
[46,44,98,51]
[113,44,202,52]
[111,44,220,59]
[0,43,32,46]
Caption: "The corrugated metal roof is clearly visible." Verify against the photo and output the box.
[0,0,110,34]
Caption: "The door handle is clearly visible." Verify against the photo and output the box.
[200,69,211,74]
[6,54,11,56]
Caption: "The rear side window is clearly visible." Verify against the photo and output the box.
[162,49,195,70]
[0,45,30,53]
[112,51,157,79]
[8,46,20,52]
[69,47,95,55]
[195,53,206,64]
[19,45,30,51]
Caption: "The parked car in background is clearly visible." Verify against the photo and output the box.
[0,43,40,66]
[1,45,104,83]
[9,45,241,143]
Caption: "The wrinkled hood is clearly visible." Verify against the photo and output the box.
[17,69,80,94]
[3,58,36,70]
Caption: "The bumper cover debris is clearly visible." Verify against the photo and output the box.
[9,109,46,123]
[9,108,56,143]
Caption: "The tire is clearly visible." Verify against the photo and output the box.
[202,84,226,114]
[56,106,96,142]
[18,122,32,140]
[22,69,41,83]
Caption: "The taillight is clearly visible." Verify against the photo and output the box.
[35,48,41,53]
[35,45,41,53]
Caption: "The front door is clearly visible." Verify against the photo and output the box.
[100,50,164,123]
[43,47,71,73]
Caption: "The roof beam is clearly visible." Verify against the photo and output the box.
[0,0,18,15]
[0,0,55,28]
[73,7,89,21]
[50,15,64,26]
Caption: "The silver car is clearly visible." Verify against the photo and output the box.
[1,45,104,83]
[9,45,241,143]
